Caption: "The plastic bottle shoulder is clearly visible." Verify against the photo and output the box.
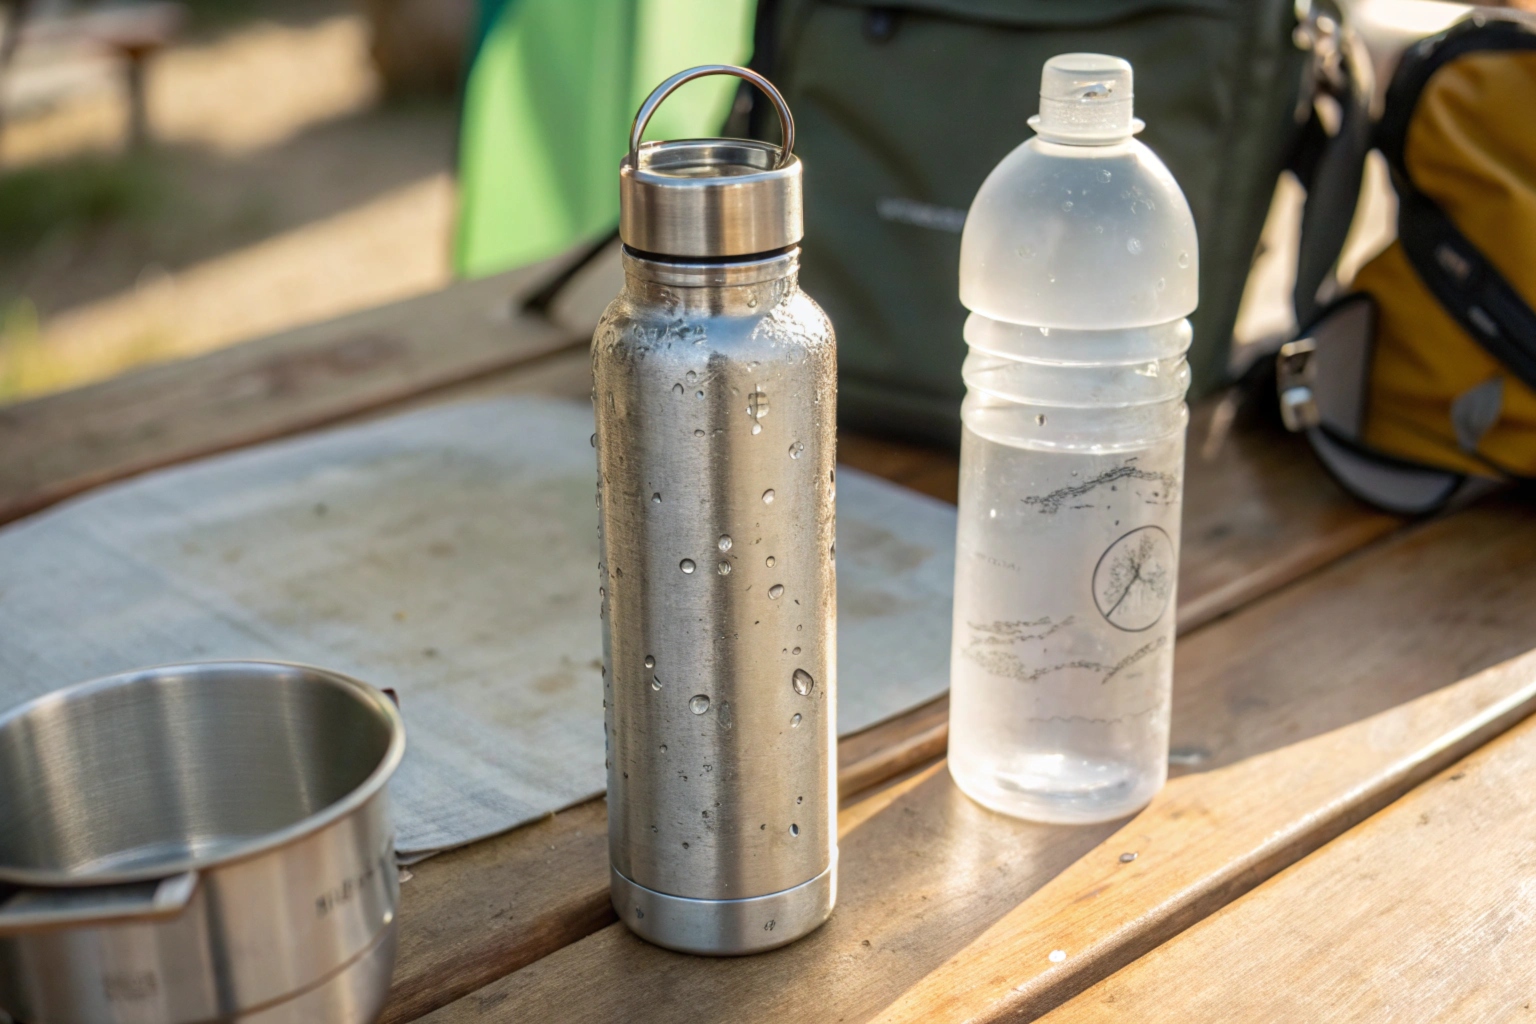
[959,136,1198,330]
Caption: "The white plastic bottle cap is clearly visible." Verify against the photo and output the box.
[1029,53,1143,144]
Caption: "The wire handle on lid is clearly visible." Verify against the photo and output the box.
[629,64,796,170]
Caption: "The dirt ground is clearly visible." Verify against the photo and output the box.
[0,0,459,403]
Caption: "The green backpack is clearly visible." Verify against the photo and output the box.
[744,0,1351,443]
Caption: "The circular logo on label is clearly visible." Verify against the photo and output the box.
[1092,526,1174,632]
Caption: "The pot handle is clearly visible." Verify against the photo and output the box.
[0,871,199,935]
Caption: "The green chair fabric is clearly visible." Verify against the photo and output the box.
[455,0,757,278]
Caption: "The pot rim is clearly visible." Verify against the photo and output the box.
[0,660,405,888]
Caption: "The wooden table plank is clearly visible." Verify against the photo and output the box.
[373,347,1405,1023]
[423,759,1109,1024]
[1043,710,1536,1022]
[0,242,1405,1021]
[1168,496,1536,775]
[407,498,1536,1024]
[0,257,585,526]
[870,648,1536,1024]
[1173,397,1402,632]
[386,801,613,1024]
[383,690,973,1024]
[0,294,1402,1023]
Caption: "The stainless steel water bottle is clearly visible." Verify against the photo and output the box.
[593,65,837,956]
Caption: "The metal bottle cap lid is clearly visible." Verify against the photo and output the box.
[620,65,802,259]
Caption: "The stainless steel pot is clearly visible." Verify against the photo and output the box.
[0,661,405,1024]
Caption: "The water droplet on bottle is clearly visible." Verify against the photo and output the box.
[1099,169,1113,182]
[651,825,658,833]
[1156,277,1166,291]
[791,713,802,727]
[694,428,705,437]
[652,492,662,503]
[769,584,785,599]
[790,824,800,837]
[829,543,835,562]
[1036,413,1047,426]
[685,370,697,383]
[747,389,770,421]
[590,433,597,447]
[792,669,814,696]
[718,535,733,552]
[1178,250,1191,268]
[1061,200,1074,212]
[660,744,667,754]
[718,700,732,730]
[762,489,775,504]
[789,440,804,459]
[680,559,696,574]
[1127,237,1143,255]
[651,676,662,691]
[765,555,776,567]
[797,795,803,804]
[695,390,704,399]
[747,294,758,308]
[717,561,732,575]
[689,694,710,715]
[751,423,762,434]
[792,646,801,656]
[672,383,684,396]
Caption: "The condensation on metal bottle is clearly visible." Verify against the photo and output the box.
[593,66,837,955]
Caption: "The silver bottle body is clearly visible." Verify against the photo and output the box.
[593,248,837,954]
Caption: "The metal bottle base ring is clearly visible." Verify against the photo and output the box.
[611,862,836,956]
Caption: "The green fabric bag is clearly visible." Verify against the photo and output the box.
[753,0,1315,442]
[455,0,756,278]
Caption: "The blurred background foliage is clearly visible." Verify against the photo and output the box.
[0,0,468,403]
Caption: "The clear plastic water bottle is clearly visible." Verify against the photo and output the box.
[947,53,1197,824]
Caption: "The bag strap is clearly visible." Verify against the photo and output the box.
[1396,192,1536,396]
[1288,3,1375,327]
[1376,17,1536,396]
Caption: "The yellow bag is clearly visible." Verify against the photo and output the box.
[1280,14,1536,514]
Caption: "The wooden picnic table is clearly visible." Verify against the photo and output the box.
[4,245,1535,1023]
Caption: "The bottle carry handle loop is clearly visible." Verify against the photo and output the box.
[629,64,796,170]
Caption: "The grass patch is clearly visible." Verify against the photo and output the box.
[0,154,165,255]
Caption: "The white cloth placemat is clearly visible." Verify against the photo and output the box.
[0,397,955,855]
